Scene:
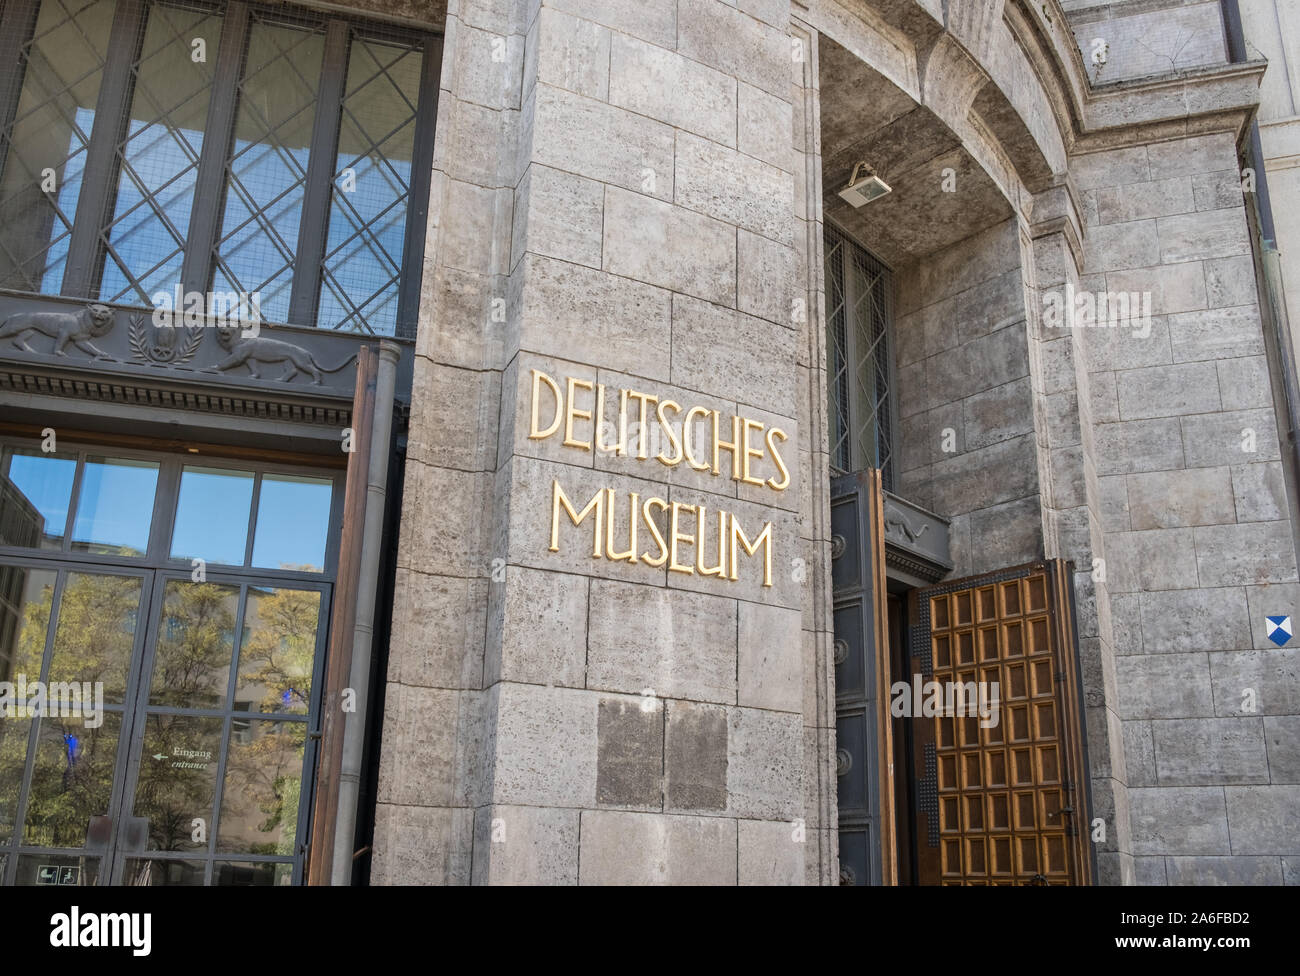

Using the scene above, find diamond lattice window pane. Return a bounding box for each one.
[211,16,325,325]
[316,33,422,335]
[98,2,223,304]
[825,234,851,474]
[824,223,897,489]
[0,0,116,293]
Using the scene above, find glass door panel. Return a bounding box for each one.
[24,713,121,847]
[147,580,239,708]
[46,571,143,701]
[119,574,326,885]
[235,585,320,714]
[217,718,306,856]
[0,561,149,887]
[131,713,223,853]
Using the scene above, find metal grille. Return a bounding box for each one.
[317,31,421,335]
[824,221,898,490]
[0,0,114,294]
[0,0,438,336]
[922,742,938,846]
[99,1,222,304]
[211,14,326,325]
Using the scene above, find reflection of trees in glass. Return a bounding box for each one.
[0,570,53,841]
[219,721,305,856]
[4,571,138,848]
[23,716,120,848]
[150,583,237,708]
[48,572,142,699]
[132,714,221,852]
[237,587,318,713]
[126,857,203,886]
[10,573,55,679]
[0,719,32,842]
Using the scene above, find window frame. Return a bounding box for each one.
[0,435,346,580]
[0,435,344,885]
[824,219,901,490]
[0,0,441,338]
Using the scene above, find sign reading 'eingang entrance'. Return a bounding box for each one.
[529,369,790,586]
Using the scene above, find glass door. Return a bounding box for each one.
[0,438,342,885]
[114,572,329,885]
[0,560,152,885]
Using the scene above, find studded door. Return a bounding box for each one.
[909,561,1094,886]
[830,469,895,886]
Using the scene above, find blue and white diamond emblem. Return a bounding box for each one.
[1266,615,1292,647]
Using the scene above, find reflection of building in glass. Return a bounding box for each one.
[0,484,43,685]
[0,477,42,551]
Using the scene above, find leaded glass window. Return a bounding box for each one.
[318,32,422,336]
[0,0,439,337]
[99,0,223,303]
[825,221,898,489]
[0,0,115,294]
[212,15,326,325]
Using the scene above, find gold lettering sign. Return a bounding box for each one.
[533,369,787,587]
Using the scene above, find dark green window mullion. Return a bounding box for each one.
[841,237,860,472]
[59,0,147,299]
[180,0,251,297]
[0,0,42,177]
[394,32,441,340]
[286,18,349,328]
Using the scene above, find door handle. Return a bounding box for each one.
[121,816,150,852]
[86,814,112,851]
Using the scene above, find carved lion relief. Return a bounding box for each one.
[0,303,116,360]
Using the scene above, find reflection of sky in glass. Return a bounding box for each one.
[213,138,312,325]
[39,108,95,293]
[251,475,332,572]
[98,117,203,303]
[318,37,419,336]
[5,451,76,544]
[98,3,218,304]
[71,458,159,555]
[35,56,415,332]
[318,150,411,334]
[170,467,254,565]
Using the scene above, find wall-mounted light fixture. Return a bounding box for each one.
[838,162,892,207]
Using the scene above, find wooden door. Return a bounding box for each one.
[909,561,1093,885]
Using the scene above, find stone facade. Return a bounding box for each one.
[370,0,1300,884]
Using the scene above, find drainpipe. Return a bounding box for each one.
[331,339,401,885]
[1220,0,1248,64]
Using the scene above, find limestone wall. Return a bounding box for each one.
[896,218,1044,578]
[369,0,1296,886]
[1064,0,1228,85]
[1074,132,1300,885]
[373,0,836,885]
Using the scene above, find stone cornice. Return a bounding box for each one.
[821,1,1263,186]
[1008,0,1264,152]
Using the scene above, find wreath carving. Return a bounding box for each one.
[128,312,204,366]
